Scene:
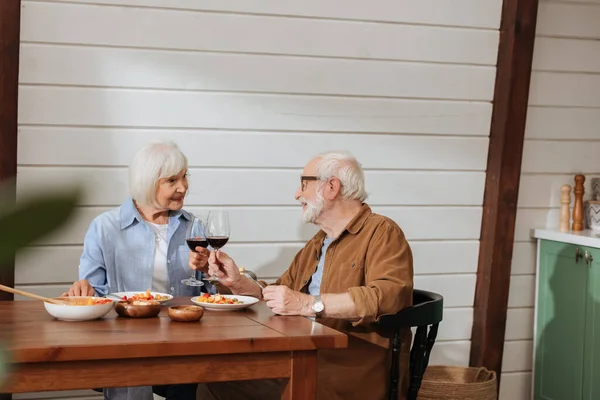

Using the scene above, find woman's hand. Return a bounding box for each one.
[62,279,95,297]
[208,250,242,288]
[188,247,210,273]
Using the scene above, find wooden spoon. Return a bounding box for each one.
[0,284,67,304]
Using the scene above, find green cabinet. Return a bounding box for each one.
[534,239,600,400]
[583,245,600,399]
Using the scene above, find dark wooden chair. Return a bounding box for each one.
[379,289,444,400]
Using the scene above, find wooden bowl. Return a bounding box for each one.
[115,300,161,318]
[168,305,204,322]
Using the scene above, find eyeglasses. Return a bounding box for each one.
[300,175,319,192]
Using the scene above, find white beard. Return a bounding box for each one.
[300,190,325,224]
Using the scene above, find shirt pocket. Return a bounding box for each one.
[331,260,366,290]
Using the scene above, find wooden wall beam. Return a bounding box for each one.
[0,0,21,305]
[469,0,540,389]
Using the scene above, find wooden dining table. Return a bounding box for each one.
[0,297,347,399]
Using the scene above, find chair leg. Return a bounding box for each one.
[388,329,401,400]
[407,324,440,400]
[422,323,439,371]
[407,326,427,400]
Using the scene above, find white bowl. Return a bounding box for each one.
[44,297,115,321]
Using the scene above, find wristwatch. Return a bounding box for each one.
[311,295,324,317]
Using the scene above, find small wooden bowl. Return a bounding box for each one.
[168,305,204,322]
[115,300,161,318]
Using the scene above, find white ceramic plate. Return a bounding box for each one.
[109,291,173,304]
[191,294,259,311]
[44,297,115,321]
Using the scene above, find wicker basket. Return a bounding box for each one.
[417,366,497,400]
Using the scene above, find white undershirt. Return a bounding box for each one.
[148,222,169,293]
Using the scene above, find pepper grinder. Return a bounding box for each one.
[560,185,571,232]
[572,174,585,231]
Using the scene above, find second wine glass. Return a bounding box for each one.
[206,210,230,283]
[181,216,207,287]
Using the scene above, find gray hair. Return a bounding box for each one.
[129,141,188,207]
[314,151,368,202]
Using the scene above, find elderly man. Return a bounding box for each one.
[190,151,414,400]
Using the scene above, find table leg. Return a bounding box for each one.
[282,350,318,400]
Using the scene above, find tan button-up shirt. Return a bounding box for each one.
[276,204,414,400]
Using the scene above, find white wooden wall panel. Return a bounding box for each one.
[19,45,496,101]
[18,128,490,169]
[529,72,600,107]
[537,2,600,39]
[45,0,503,29]
[502,341,533,372]
[499,372,532,400]
[526,107,600,140]
[502,2,600,398]
[436,309,474,341]
[430,341,471,366]
[533,37,600,73]
[510,242,536,275]
[540,0,600,3]
[21,2,499,65]
[505,308,534,341]
[16,1,504,398]
[507,275,536,309]
[17,167,486,206]
[523,141,600,174]
[514,209,559,242]
[18,87,493,136]
[518,174,597,208]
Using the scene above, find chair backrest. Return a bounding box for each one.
[379,289,444,330]
[379,289,444,400]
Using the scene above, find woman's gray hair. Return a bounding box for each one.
[314,151,368,202]
[129,141,188,207]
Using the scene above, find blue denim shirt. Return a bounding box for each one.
[79,198,215,297]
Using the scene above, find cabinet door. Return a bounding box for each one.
[535,240,587,400]
[583,246,600,400]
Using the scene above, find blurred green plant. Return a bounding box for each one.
[0,181,81,389]
[0,187,81,264]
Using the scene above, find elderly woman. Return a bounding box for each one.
[65,141,210,400]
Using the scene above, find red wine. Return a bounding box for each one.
[207,236,229,249]
[186,238,208,251]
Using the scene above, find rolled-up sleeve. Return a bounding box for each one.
[79,218,109,296]
[347,224,413,326]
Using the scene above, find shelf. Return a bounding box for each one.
[531,229,600,248]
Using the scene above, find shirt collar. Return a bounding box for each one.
[119,197,191,230]
[310,203,372,246]
[345,203,372,235]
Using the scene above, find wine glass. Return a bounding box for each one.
[181,216,207,287]
[206,210,230,283]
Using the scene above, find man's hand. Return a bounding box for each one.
[62,279,95,297]
[207,250,242,288]
[188,247,210,274]
[262,285,313,316]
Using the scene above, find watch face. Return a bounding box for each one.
[313,300,324,312]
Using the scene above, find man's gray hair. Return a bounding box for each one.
[129,141,188,207]
[314,151,368,202]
